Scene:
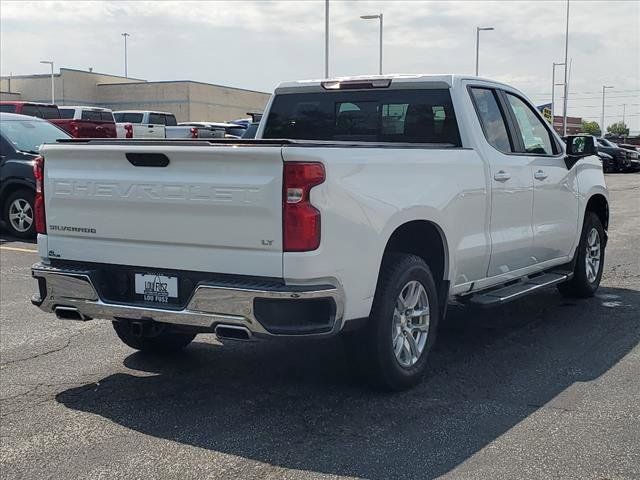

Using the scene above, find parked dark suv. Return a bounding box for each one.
[0,112,70,238]
[596,137,637,172]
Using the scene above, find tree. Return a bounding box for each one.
[607,121,629,136]
[580,120,601,136]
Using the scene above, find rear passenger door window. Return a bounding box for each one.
[21,105,41,118]
[469,87,512,153]
[504,93,556,155]
[81,110,102,121]
[38,105,61,119]
[100,111,114,122]
[59,108,75,119]
[148,113,165,125]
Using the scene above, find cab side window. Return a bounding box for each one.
[505,93,556,155]
[469,87,512,153]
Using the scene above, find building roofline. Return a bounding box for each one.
[1,73,61,79]
[59,67,146,81]
[96,79,269,95]
[1,67,146,82]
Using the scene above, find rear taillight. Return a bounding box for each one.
[124,123,133,139]
[33,155,46,234]
[283,162,325,252]
[69,121,79,137]
[190,127,199,139]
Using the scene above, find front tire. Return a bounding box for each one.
[558,212,605,298]
[353,253,440,391]
[3,189,35,239]
[112,321,196,353]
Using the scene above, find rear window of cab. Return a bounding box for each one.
[263,88,460,145]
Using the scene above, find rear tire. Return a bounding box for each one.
[558,212,605,298]
[112,321,196,353]
[350,253,440,391]
[3,189,35,239]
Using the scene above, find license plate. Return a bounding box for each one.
[134,273,178,304]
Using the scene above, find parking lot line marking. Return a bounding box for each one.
[0,246,38,254]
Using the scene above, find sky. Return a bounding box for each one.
[1,0,639,131]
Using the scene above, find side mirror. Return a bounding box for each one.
[565,135,597,157]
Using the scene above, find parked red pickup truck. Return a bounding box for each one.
[0,102,117,138]
[52,106,117,138]
[0,101,61,119]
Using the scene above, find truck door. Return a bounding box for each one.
[469,87,536,277]
[501,92,579,264]
[80,110,101,137]
[146,113,167,138]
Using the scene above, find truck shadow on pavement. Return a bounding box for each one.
[56,286,640,479]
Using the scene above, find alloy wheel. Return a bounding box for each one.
[392,280,430,368]
[8,198,33,233]
[585,227,601,284]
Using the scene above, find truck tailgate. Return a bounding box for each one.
[40,143,284,277]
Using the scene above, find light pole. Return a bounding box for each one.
[562,0,570,136]
[601,85,614,136]
[360,13,383,75]
[39,60,54,104]
[325,0,329,78]
[122,32,130,77]
[551,62,565,130]
[475,26,494,76]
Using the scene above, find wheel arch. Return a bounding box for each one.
[1,179,35,207]
[585,193,609,231]
[379,220,450,313]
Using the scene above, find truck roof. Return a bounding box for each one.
[113,110,174,115]
[275,74,517,94]
[0,100,58,106]
[59,105,113,112]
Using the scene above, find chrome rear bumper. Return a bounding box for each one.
[31,263,344,338]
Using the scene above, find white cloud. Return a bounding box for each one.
[1,0,638,130]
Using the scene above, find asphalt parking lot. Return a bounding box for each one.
[1,173,638,480]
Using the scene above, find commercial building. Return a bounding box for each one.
[0,68,270,122]
[552,115,582,135]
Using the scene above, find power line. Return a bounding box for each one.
[565,103,640,108]
[529,89,640,96]
[531,94,640,101]
[582,113,640,118]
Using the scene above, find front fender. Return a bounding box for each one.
[575,156,608,226]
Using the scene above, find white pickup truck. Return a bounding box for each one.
[114,110,197,139]
[31,74,608,390]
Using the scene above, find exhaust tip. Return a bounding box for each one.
[54,306,86,321]
[215,324,252,341]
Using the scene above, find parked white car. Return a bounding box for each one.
[32,74,608,390]
[114,110,197,139]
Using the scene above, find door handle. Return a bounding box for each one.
[494,170,511,182]
[534,170,548,181]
